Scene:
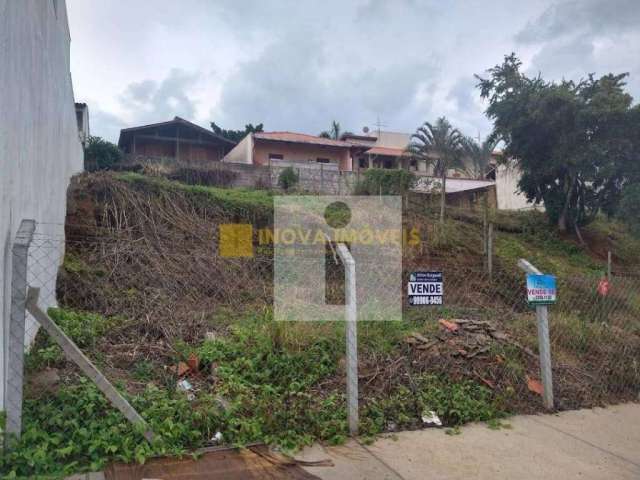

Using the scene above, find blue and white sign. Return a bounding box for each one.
[526,274,557,305]
[408,271,443,306]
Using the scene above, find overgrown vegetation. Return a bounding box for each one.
[84,136,123,172]
[277,166,299,192]
[9,308,506,477]
[355,168,416,196]
[1,380,222,478]
[9,171,640,477]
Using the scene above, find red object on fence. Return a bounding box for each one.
[597,277,610,297]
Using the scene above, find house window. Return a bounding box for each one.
[269,153,284,161]
[383,158,393,169]
[358,157,368,169]
[409,159,417,171]
[316,158,331,163]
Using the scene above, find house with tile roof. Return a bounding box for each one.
[223,131,355,171]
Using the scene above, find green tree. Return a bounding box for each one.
[210,122,264,143]
[462,136,496,179]
[477,53,638,234]
[84,136,123,171]
[319,121,342,140]
[618,183,640,236]
[406,117,465,224]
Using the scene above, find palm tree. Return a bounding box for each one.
[406,117,464,224]
[462,136,496,179]
[319,121,341,140]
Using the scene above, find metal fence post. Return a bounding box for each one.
[4,219,36,442]
[518,258,554,409]
[487,222,494,281]
[337,243,358,436]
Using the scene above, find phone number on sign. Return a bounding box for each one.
[410,296,443,305]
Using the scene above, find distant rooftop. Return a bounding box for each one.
[253,131,352,148]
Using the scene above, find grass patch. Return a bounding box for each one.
[118,172,273,222]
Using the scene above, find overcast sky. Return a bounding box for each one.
[67,0,640,143]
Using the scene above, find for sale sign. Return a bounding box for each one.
[408,271,443,306]
[526,274,557,305]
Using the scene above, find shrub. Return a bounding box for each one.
[277,167,299,192]
[84,136,123,171]
[355,169,416,195]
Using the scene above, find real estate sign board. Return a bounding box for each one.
[526,274,557,305]
[408,271,443,306]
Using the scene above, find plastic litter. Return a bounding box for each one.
[177,378,195,401]
[421,410,442,427]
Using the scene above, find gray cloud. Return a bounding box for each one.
[72,0,639,145]
[514,0,640,104]
[447,77,478,113]
[119,68,199,125]
[516,0,640,43]
[90,108,127,144]
[214,33,438,135]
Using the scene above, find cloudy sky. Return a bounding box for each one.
[67,0,640,143]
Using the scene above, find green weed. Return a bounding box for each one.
[0,379,222,478]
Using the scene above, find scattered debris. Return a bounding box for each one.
[177,378,195,400]
[405,318,521,362]
[421,410,443,427]
[438,319,459,332]
[187,353,200,372]
[210,431,224,445]
[168,361,191,377]
[527,376,544,396]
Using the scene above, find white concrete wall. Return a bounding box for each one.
[495,163,542,210]
[0,0,84,410]
[223,133,253,164]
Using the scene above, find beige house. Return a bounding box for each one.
[343,130,469,178]
[223,131,354,171]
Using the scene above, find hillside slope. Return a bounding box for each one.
[9,171,640,477]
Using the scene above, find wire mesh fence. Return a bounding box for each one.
[4,196,640,445]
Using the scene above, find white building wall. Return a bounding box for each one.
[223,133,253,164]
[495,164,541,210]
[0,0,84,409]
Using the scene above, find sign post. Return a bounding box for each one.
[519,260,555,410]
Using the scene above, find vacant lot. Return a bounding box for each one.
[4,171,640,478]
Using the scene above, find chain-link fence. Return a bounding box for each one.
[4,195,640,443]
[4,219,66,440]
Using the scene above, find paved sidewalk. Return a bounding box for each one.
[300,403,640,480]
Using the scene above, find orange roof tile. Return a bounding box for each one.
[365,146,409,156]
[253,132,352,148]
